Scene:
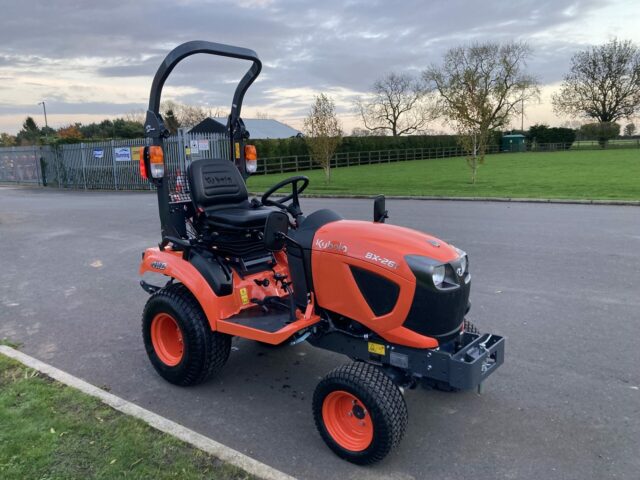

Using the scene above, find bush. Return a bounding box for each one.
[253,134,496,159]
[527,124,576,150]
[578,122,621,147]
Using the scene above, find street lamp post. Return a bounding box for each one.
[38,101,49,129]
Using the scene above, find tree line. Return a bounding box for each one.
[0,101,220,148]
[305,38,640,183]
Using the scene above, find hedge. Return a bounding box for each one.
[253,133,502,159]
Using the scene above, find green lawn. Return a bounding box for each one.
[247,149,640,200]
[572,139,639,149]
[0,353,253,480]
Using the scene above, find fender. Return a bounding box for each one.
[140,248,222,330]
[140,247,294,331]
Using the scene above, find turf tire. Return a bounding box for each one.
[313,362,408,465]
[142,283,231,386]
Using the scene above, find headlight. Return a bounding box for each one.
[459,254,467,273]
[432,265,445,286]
[454,247,468,273]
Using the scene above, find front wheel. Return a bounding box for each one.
[313,362,408,464]
[142,283,231,386]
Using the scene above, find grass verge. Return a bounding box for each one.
[0,353,254,480]
[247,149,640,200]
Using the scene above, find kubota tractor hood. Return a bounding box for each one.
[311,220,459,281]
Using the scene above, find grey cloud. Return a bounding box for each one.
[0,0,619,119]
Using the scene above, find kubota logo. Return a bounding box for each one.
[315,239,348,253]
[204,174,233,186]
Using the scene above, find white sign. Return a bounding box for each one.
[198,139,209,152]
[93,148,104,159]
[189,140,199,154]
[114,147,132,162]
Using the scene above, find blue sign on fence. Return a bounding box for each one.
[93,148,104,159]
[114,147,132,162]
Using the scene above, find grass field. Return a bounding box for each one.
[572,139,640,149]
[0,353,253,480]
[247,149,640,200]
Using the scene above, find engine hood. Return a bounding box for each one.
[312,220,460,281]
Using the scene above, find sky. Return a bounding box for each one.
[1,0,639,135]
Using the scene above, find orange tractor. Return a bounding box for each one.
[138,41,505,464]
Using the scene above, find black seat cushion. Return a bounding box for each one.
[188,158,275,229]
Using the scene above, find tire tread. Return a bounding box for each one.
[142,283,230,386]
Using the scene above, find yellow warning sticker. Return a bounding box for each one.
[235,142,241,159]
[239,288,249,305]
[368,342,385,355]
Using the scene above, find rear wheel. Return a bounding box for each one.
[313,362,408,464]
[142,283,231,386]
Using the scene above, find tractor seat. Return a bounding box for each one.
[188,158,275,229]
[204,207,274,229]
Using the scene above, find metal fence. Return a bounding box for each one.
[1,135,638,189]
[255,140,640,175]
[51,132,229,191]
[0,131,229,190]
[0,145,56,185]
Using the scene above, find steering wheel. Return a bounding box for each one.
[261,176,309,218]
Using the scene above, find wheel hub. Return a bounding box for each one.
[322,390,373,451]
[150,313,184,366]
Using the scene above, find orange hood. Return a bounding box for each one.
[311,220,459,281]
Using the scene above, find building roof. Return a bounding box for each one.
[189,117,302,139]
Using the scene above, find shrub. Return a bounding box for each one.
[578,122,621,147]
[527,124,576,150]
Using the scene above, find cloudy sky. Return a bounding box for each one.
[1,0,639,134]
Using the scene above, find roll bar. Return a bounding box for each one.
[143,41,262,241]
[144,40,262,141]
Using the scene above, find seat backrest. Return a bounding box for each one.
[188,158,248,210]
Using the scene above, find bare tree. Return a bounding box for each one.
[424,42,538,183]
[350,127,387,137]
[304,94,342,183]
[125,109,146,124]
[624,122,636,136]
[355,73,431,136]
[159,101,213,129]
[552,39,640,123]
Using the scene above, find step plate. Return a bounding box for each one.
[224,307,291,333]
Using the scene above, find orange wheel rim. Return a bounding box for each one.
[322,390,373,451]
[150,313,184,366]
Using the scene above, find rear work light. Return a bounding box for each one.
[140,146,165,179]
[245,144,258,174]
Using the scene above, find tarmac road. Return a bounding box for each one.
[1,186,639,480]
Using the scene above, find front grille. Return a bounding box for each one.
[403,280,470,342]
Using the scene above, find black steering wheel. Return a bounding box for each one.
[261,176,309,218]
